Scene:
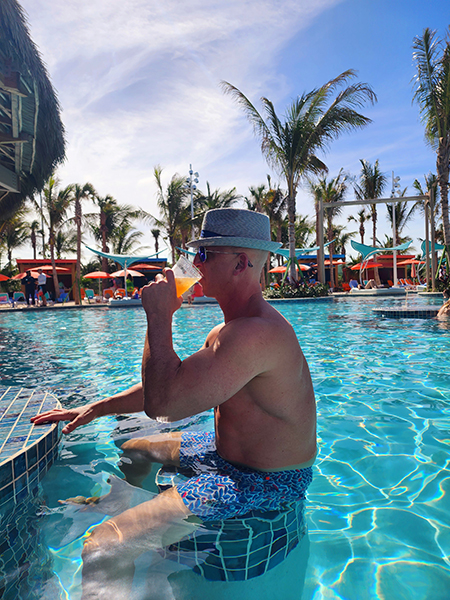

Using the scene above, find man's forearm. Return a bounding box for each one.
[95,382,144,417]
[142,317,182,419]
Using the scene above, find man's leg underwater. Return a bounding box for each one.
[118,432,182,487]
[81,485,199,600]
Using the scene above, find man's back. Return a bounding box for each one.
[205,298,316,471]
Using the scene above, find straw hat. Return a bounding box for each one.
[188,208,281,252]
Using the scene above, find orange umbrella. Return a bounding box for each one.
[129,263,161,271]
[33,265,71,272]
[350,261,383,270]
[269,264,310,273]
[0,274,10,282]
[84,271,112,279]
[312,260,346,266]
[110,269,144,278]
[84,271,112,295]
[396,259,425,266]
[12,271,40,280]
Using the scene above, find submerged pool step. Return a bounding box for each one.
[373,307,440,319]
[0,387,61,515]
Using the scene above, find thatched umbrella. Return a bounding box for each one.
[0,0,66,221]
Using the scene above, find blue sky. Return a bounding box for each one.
[19,0,449,260]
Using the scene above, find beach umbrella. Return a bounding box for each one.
[12,271,40,280]
[128,263,161,271]
[269,264,310,273]
[312,260,346,267]
[33,265,71,272]
[84,271,112,295]
[350,261,383,270]
[0,274,10,282]
[110,269,145,278]
[397,259,425,279]
[396,259,425,266]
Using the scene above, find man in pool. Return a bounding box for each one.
[437,288,450,319]
[31,208,317,598]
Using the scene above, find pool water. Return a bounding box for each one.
[0,295,449,599]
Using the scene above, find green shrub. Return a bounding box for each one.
[263,283,329,299]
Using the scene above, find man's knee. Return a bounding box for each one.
[120,433,181,465]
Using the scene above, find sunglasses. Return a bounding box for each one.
[197,246,253,268]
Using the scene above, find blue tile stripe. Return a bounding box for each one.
[372,308,439,319]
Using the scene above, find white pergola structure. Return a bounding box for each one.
[316,193,438,289]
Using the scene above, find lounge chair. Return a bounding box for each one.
[342,283,351,292]
[0,293,12,307]
[13,291,27,305]
[57,292,69,303]
[115,288,126,298]
[103,289,114,300]
[84,288,102,303]
[387,280,394,287]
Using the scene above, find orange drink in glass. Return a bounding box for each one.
[172,256,201,297]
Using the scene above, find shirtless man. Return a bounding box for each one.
[31,208,316,599]
[437,288,450,319]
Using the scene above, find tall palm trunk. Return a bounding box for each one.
[100,209,109,276]
[74,198,82,305]
[437,145,450,245]
[287,182,297,283]
[327,219,335,289]
[359,222,365,244]
[371,205,381,286]
[49,229,59,295]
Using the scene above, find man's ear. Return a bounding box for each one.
[233,254,249,274]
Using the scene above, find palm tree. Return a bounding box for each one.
[54,228,77,259]
[151,229,161,255]
[222,71,376,282]
[348,208,371,244]
[412,28,450,260]
[245,184,267,212]
[41,176,73,293]
[386,188,417,243]
[1,211,29,273]
[29,220,40,260]
[353,159,387,284]
[71,182,95,304]
[309,171,347,288]
[196,182,240,212]
[152,166,190,263]
[110,220,147,255]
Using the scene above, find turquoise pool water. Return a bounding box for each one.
[0,295,449,599]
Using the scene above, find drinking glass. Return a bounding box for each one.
[171,255,201,297]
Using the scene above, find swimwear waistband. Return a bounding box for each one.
[225,449,317,473]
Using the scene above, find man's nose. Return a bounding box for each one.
[193,253,201,267]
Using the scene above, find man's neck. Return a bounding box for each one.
[217,287,265,322]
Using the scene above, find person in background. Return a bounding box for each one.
[23,270,36,306]
[37,269,47,306]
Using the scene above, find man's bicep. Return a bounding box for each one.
[165,327,266,419]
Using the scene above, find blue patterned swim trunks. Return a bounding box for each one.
[176,432,313,522]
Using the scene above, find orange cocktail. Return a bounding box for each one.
[175,276,200,297]
[172,255,201,297]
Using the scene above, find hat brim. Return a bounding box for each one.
[187,236,281,253]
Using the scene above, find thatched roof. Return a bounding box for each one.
[0,0,66,218]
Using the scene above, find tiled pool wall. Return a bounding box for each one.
[372,307,440,319]
[0,388,62,599]
[0,387,62,516]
